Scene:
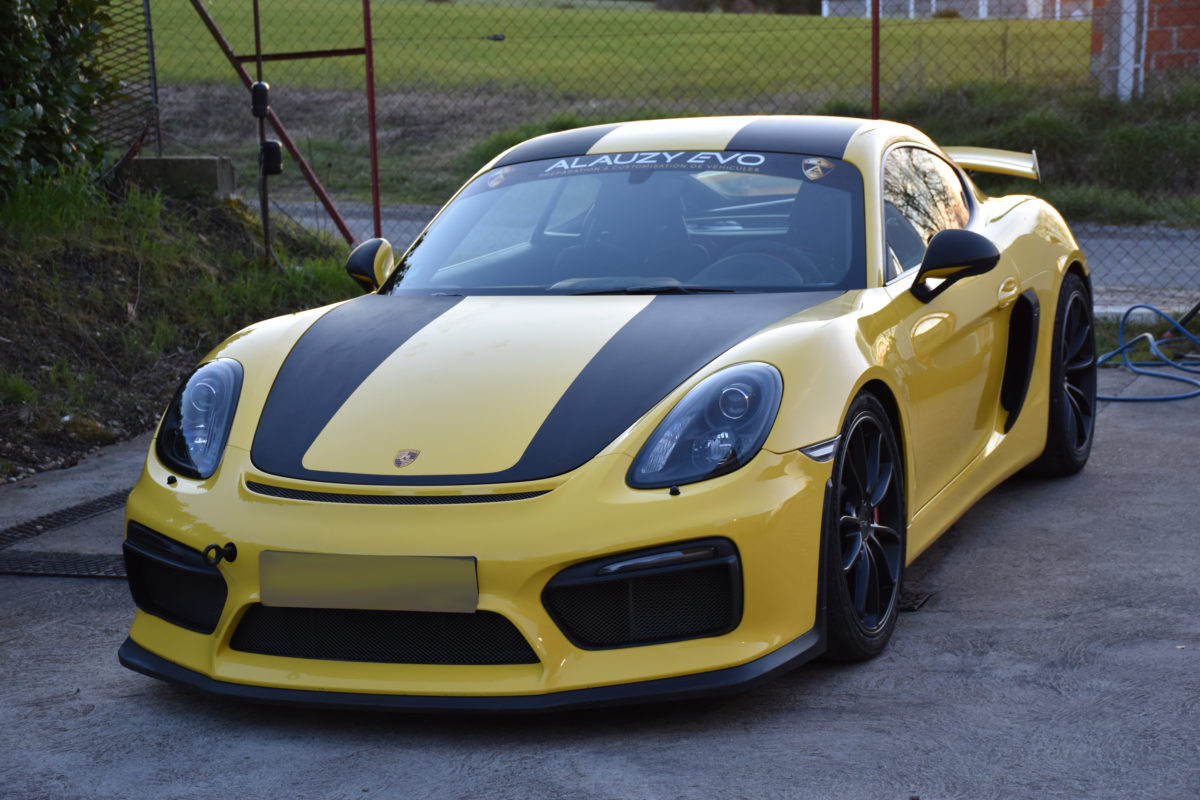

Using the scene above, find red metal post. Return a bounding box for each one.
[871,0,880,119]
[187,0,358,245]
[363,0,381,240]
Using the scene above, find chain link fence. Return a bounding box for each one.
[109,0,1198,310]
[94,0,160,168]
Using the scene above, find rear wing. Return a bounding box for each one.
[943,146,1040,182]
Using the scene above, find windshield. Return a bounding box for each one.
[386,150,865,296]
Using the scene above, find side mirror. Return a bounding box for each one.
[911,229,1000,303]
[344,238,396,293]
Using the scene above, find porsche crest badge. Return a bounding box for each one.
[802,157,834,181]
[394,450,421,468]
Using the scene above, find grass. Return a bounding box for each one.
[0,173,360,477]
[151,4,1089,99]
[147,2,1197,226]
[1094,312,1200,366]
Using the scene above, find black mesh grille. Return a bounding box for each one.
[543,541,741,649]
[246,480,548,505]
[230,605,539,665]
[123,522,227,634]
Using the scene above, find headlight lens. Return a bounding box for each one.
[628,362,782,489]
[155,359,243,479]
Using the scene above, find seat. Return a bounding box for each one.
[553,179,708,283]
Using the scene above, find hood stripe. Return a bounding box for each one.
[500,292,841,482]
[250,294,463,480]
[251,292,839,487]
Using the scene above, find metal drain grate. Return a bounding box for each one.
[0,489,130,551]
[0,551,126,579]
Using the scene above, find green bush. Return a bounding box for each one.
[0,0,113,197]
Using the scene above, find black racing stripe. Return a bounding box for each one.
[506,292,841,480]
[250,294,462,479]
[254,292,839,486]
[724,117,866,158]
[493,123,624,167]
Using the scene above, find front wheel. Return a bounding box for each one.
[823,393,906,662]
[1028,272,1097,477]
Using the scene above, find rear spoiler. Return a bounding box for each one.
[943,146,1040,182]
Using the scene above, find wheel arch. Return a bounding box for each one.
[857,378,905,465]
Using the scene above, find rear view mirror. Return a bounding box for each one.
[345,238,396,292]
[911,229,1000,303]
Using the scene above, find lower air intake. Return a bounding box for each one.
[123,522,227,634]
[543,538,742,649]
[229,605,539,665]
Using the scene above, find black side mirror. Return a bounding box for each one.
[344,238,396,293]
[911,229,1000,303]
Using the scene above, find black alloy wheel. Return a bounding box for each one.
[824,393,906,662]
[1029,272,1097,477]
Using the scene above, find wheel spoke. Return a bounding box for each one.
[868,533,901,587]
[869,523,900,547]
[852,546,870,614]
[1065,384,1093,445]
[1065,354,1095,374]
[841,530,863,572]
[869,458,893,508]
[1065,381,1094,420]
[861,542,880,622]
[1062,385,1079,443]
[846,433,867,500]
[863,430,881,496]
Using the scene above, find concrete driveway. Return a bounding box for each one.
[1,369,1197,800]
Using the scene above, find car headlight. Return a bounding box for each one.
[155,359,243,479]
[628,362,782,489]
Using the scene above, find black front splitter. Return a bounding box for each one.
[118,631,823,714]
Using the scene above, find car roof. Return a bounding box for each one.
[489,115,928,170]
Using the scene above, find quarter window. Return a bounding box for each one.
[883,147,970,276]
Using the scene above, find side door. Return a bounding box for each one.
[882,146,1017,514]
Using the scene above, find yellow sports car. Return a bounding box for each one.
[119,116,1096,710]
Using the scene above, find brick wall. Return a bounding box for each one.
[1146,0,1200,71]
[1093,0,1200,76]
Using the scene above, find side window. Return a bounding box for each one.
[882,147,970,275]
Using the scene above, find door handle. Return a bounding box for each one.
[997,277,1020,310]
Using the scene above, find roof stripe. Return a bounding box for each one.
[586,117,750,155]
[724,116,866,158]
[492,116,870,168]
[493,123,623,168]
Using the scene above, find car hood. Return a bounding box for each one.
[249,291,839,486]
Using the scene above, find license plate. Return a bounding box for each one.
[259,551,478,613]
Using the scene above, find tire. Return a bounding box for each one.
[1028,272,1097,477]
[823,393,906,662]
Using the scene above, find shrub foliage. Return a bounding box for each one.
[0,0,113,197]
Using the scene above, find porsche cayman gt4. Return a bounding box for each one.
[119,116,1096,711]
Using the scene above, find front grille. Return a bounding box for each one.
[246,480,549,505]
[543,538,742,649]
[123,522,227,634]
[229,605,539,665]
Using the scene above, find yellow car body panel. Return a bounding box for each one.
[120,115,1091,710]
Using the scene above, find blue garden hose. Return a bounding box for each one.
[1097,302,1200,402]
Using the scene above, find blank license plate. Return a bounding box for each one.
[259,551,478,613]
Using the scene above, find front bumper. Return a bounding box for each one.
[122,443,831,706]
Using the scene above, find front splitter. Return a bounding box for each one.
[118,630,823,713]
